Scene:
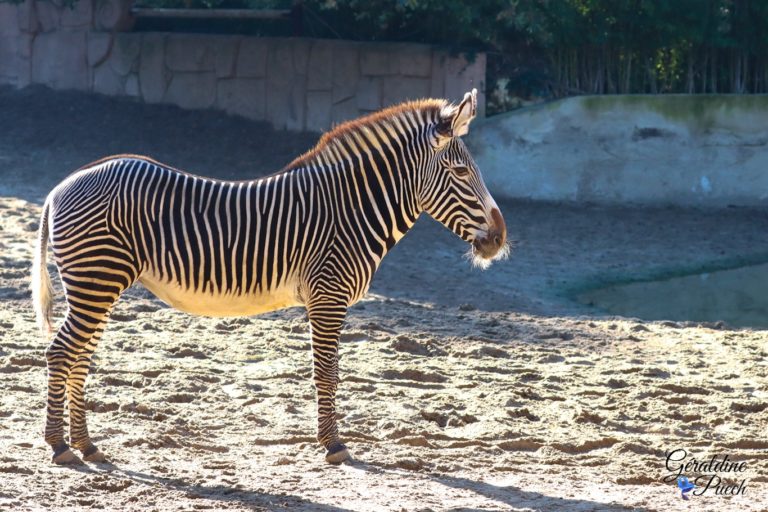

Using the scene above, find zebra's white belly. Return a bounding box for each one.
[138,274,301,317]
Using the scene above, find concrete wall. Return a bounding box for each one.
[468,95,768,206]
[0,0,485,132]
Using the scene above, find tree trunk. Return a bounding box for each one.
[606,47,615,94]
[686,55,695,94]
[742,53,749,93]
[648,57,658,94]
[623,54,632,93]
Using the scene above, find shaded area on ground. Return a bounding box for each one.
[2,85,767,316]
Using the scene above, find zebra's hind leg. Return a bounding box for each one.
[67,320,109,462]
[45,307,113,464]
[44,321,83,465]
[45,271,127,464]
[307,300,350,464]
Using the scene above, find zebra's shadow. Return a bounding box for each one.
[344,459,654,512]
[82,461,355,511]
[65,457,653,511]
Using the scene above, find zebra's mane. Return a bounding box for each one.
[284,98,449,172]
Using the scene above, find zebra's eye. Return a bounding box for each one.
[452,165,471,178]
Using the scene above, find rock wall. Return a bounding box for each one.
[468,95,768,206]
[0,0,485,131]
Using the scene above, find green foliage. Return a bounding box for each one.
[304,1,768,96]
[305,0,510,46]
[5,0,767,101]
[499,0,768,97]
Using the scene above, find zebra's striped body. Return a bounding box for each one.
[33,90,508,464]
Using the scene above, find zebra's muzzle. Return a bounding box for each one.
[472,207,507,260]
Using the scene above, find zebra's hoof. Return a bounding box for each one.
[325,443,350,464]
[52,448,83,465]
[82,444,107,463]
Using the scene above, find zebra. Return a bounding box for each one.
[31,89,508,465]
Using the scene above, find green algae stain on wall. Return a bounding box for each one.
[579,94,768,132]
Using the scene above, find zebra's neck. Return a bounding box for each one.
[286,130,425,262]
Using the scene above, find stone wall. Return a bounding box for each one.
[468,95,768,207]
[0,0,485,132]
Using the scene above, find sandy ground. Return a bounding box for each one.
[0,86,767,511]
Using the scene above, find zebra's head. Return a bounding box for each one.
[420,89,509,269]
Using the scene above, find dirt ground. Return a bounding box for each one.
[0,86,766,511]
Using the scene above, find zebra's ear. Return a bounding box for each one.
[437,89,477,139]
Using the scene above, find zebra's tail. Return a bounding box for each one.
[31,200,54,336]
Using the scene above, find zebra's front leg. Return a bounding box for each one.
[307,301,349,463]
